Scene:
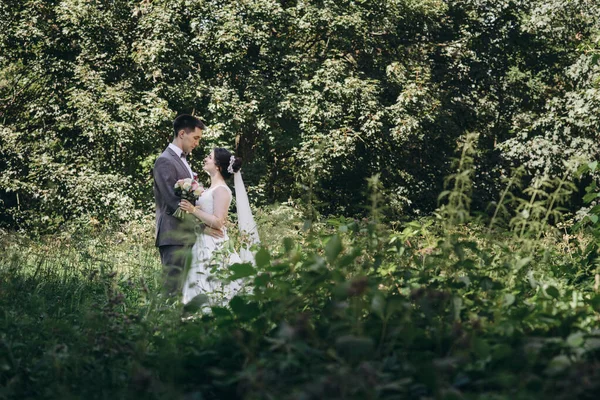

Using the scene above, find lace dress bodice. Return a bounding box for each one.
[195,184,232,215]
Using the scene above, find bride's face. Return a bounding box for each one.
[203,151,218,175]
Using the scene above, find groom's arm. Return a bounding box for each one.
[153,157,180,215]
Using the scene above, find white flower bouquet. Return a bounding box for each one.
[173,177,204,220]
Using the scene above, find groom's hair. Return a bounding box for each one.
[173,114,206,138]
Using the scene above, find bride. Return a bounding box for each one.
[178,147,259,306]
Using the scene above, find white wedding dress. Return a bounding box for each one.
[182,184,245,306]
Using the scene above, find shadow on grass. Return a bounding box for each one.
[0,232,241,400]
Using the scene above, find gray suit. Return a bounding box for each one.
[153,146,196,293]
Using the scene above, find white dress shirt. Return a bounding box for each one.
[168,143,194,178]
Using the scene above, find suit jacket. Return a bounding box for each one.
[153,146,196,247]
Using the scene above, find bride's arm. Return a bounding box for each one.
[180,187,230,230]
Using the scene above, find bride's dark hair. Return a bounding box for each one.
[214,147,242,179]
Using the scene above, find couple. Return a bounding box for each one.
[152,114,259,306]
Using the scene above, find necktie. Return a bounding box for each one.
[181,153,187,160]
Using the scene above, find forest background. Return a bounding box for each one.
[1,0,599,230]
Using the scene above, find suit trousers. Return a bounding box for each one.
[159,245,190,295]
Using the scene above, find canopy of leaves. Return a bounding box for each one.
[0,0,598,230]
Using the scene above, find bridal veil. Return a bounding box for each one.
[233,171,260,263]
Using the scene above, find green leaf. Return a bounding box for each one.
[308,255,327,272]
[452,296,463,321]
[0,358,11,372]
[438,190,451,201]
[590,205,600,214]
[211,307,232,318]
[457,275,471,288]
[338,253,358,268]
[228,263,256,280]
[325,234,343,263]
[480,277,495,291]
[545,355,571,376]
[503,293,515,307]
[335,335,374,363]
[385,297,406,319]
[566,332,585,348]
[255,248,271,268]
[183,294,209,313]
[588,294,600,312]
[589,214,599,224]
[283,237,294,253]
[267,263,290,273]
[371,293,385,319]
[492,343,513,359]
[545,286,560,299]
[515,257,532,271]
[338,247,361,268]
[441,388,464,400]
[583,192,600,203]
[472,337,490,358]
[229,296,260,320]
[253,273,271,287]
[333,281,351,300]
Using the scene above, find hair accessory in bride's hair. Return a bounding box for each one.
[227,155,236,174]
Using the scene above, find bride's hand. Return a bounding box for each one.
[204,226,225,238]
[179,199,196,214]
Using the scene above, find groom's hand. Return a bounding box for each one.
[204,226,225,238]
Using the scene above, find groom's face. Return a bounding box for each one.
[180,127,203,155]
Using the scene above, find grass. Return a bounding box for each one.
[2,166,600,399]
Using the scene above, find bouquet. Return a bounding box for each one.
[173,177,204,220]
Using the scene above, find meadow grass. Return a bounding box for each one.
[2,177,600,399]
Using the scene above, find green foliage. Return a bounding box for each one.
[3,169,600,399]
[2,3,600,395]
[1,0,599,230]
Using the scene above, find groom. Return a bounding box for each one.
[153,114,206,295]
